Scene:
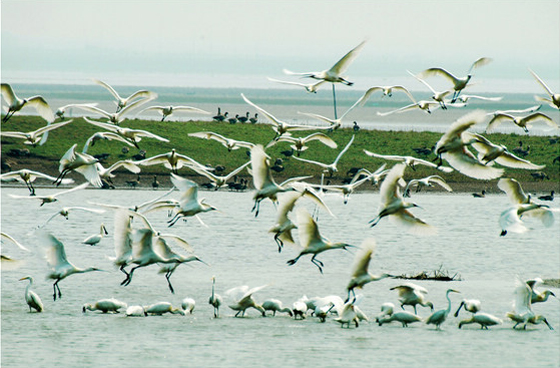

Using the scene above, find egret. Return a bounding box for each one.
[417,57,493,102]
[19,276,44,313]
[82,223,109,246]
[135,148,206,174]
[269,188,333,252]
[181,298,196,314]
[454,298,482,317]
[266,132,337,156]
[249,144,310,217]
[283,40,366,118]
[506,277,553,330]
[82,131,136,153]
[529,68,560,110]
[458,312,503,329]
[226,284,267,317]
[145,302,185,316]
[92,78,157,112]
[485,112,557,133]
[0,119,73,147]
[139,105,210,121]
[9,182,90,206]
[54,144,102,187]
[287,207,353,274]
[403,175,453,198]
[188,131,255,152]
[346,238,393,302]
[189,161,250,191]
[208,276,223,318]
[363,150,454,173]
[369,163,436,235]
[1,83,54,123]
[390,282,434,314]
[425,289,461,330]
[468,132,545,169]
[377,311,422,327]
[41,232,103,301]
[262,299,293,317]
[125,305,147,317]
[292,135,355,177]
[1,168,74,196]
[83,117,169,148]
[82,298,127,313]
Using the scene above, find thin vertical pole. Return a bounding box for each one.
[332,84,338,120]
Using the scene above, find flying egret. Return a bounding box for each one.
[1,169,74,196]
[506,277,553,330]
[0,119,73,147]
[226,284,267,317]
[9,181,90,207]
[41,232,103,301]
[83,117,169,148]
[417,57,493,102]
[434,110,503,180]
[139,105,210,121]
[181,298,196,314]
[188,131,255,152]
[82,223,109,246]
[189,161,250,191]
[242,93,330,139]
[403,175,453,198]
[266,132,337,156]
[467,132,546,170]
[458,312,503,329]
[346,238,393,302]
[292,135,355,177]
[82,298,127,313]
[19,276,44,313]
[485,112,557,133]
[390,282,434,314]
[54,144,102,187]
[369,163,436,235]
[82,131,136,153]
[262,299,294,317]
[135,148,206,174]
[267,77,327,93]
[287,207,353,274]
[208,276,223,318]
[249,144,311,217]
[425,289,461,330]
[1,83,54,123]
[92,78,157,113]
[269,188,333,252]
[363,150,454,173]
[529,68,560,110]
[454,298,482,317]
[283,40,366,118]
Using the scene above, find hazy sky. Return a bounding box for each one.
[2,1,559,92]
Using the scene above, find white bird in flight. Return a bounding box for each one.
[189,161,251,191]
[9,182,90,206]
[188,131,255,152]
[139,105,210,121]
[1,83,54,123]
[82,131,136,153]
[403,175,453,198]
[1,168,74,196]
[267,77,327,93]
[0,119,73,147]
[363,150,454,173]
[83,117,169,149]
[529,68,560,110]
[92,78,157,112]
[54,143,102,187]
[485,111,557,133]
[292,135,355,176]
[266,132,337,156]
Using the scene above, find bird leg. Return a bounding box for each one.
[310,255,324,274]
[286,255,301,267]
[273,233,284,253]
[167,213,182,227]
[121,266,139,286]
[53,280,62,301]
[165,271,175,294]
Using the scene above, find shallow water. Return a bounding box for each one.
[1,187,559,368]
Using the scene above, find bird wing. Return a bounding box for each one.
[529,69,554,96]
[442,148,503,180]
[93,79,122,100]
[189,131,228,145]
[377,103,421,116]
[296,207,321,249]
[494,152,546,170]
[304,132,338,149]
[522,112,557,129]
[241,93,283,127]
[1,83,17,106]
[139,105,165,113]
[170,173,198,198]
[499,206,527,234]
[33,119,73,136]
[512,277,532,315]
[292,155,330,169]
[328,40,366,76]
[41,232,69,268]
[0,131,28,139]
[0,232,30,252]
[468,57,493,74]
[391,209,436,236]
[126,90,157,103]
[105,160,141,175]
[26,96,55,122]
[350,238,376,278]
[52,181,91,198]
[170,106,210,114]
[485,113,513,133]
[275,191,303,224]
[128,128,169,142]
[418,67,459,83]
[426,175,453,192]
[250,145,274,190]
[83,117,120,132]
[497,178,530,204]
[407,70,437,94]
[333,135,355,165]
[379,163,406,205]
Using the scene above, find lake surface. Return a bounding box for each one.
[1,187,559,368]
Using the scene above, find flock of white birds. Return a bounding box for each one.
[1,40,559,330]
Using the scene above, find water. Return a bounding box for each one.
[4,82,560,135]
[1,187,559,367]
